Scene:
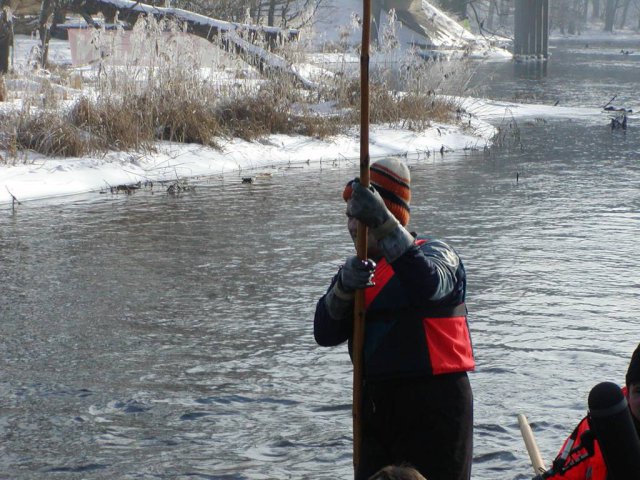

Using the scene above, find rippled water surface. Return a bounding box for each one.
[2,40,640,479]
[471,37,640,107]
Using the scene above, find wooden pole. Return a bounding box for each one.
[517,413,547,476]
[353,0,371,473]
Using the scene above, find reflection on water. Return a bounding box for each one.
[514,61,548,80]
[472,37,640,107]
[2,42,640,479]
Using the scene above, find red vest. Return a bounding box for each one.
[546,386,631,480]
[363,240,475,379]
[546,416,606,480]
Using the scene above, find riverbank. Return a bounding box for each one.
[0,29,496,205]
[3,86,619,207]
[1,96,618,206]
[0,29,628,207]
[0,117,498,205]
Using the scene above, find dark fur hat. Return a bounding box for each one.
[626,343,640,387]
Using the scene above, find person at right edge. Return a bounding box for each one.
[313,157,475,480]
[543,343,640,480]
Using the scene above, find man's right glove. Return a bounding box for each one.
[324,256,376,320]
[346,179,392,230]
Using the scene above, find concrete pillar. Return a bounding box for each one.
[514,0,549,60]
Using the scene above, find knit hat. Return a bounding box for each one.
[626,343,640,387]
[343,157,411,226]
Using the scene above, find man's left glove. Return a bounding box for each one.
[339,256,376,292]
[324,256,376,320]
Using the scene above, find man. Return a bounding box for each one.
[314,157,475,480]
[543,343,640,480]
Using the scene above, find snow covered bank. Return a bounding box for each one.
[462,98,606,122]
[0,119,495,205]
[1,32,500,206]
[2,24,630,207]
[2,93,621,207]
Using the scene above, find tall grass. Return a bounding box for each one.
[0,15,474,162]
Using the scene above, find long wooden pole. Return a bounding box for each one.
[517,413,547,476]
[353,0,372,473]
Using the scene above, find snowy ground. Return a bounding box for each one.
[0,33,618,206]
[0,120,500,203]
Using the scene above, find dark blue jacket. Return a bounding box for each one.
[314,236,473,380]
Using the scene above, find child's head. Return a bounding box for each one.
[626,343,640,421]
[368,465,427,480]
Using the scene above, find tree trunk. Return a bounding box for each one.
[38,0,55,67]
[250,0,260,23]
[0,7,12,74]
[267,0,276,26]
[603,0,617,30]
[581,0,589,22]
[64,0,311,86]
[487,0,496,30]
[592,0,600,18]
[568,0,582,33]
[617,0,631,28]
[498,0,510,26]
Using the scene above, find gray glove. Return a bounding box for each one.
[340,256,376,292]
[347,180,414,261]
[346,179,392,229]
[323,256,376,320]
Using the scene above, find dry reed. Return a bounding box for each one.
[0,15,472,162]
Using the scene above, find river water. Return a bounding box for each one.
[1,38,639,479]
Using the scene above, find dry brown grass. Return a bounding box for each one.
[293,114,343,138]
[369,84,456,129]
[335,78,459,131]
[70,96,152,151]
[217,95,283,141]
[70,94,224,149]
[0,16,471,162]
[9,110,93,157]
[154,96,222,146]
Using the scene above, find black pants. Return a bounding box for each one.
[355,372,473,480]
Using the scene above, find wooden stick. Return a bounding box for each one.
[518,413,547,476]
[353,0,372,473]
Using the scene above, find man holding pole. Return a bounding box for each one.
[313,157,475,480]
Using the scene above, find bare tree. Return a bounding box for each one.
[277,0,323,28]
[617,0,632,27]
[0,4,12,73]
[604,0,619,30]
[172,0,323,28]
